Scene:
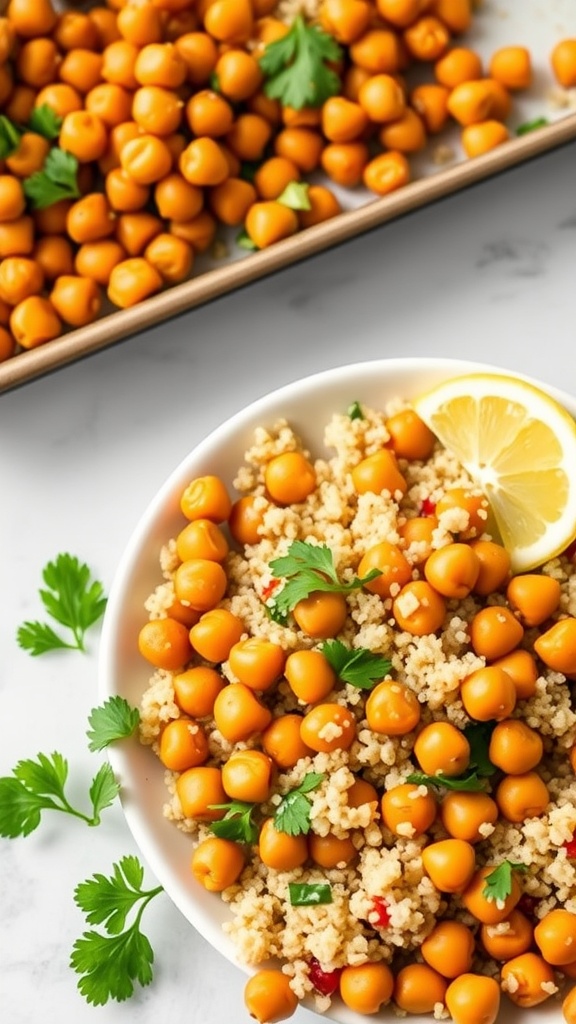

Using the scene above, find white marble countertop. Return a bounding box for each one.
[1,136,576,1024]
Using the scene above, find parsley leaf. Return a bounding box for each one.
[0,753,119,836]
[267,540,380,622]
[464,721,497,778]
[289,882,332,906]
[482,861,528,903]
[22,148,80,210]
[71,856,163,1005]
[259,14,342,110]
[516,117,549,136]
[209,801,259,843]
[87,697,140,752]
[0,114,22,159]
[27,104,63,140]
[406,769,487,792]
[321,638,391,689]
[16,553,107,655]
[348,401,364,420]
[274,772,325,836]
[236,227,259,251]
[277,181,311,211]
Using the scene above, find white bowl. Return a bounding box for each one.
[99,357,575,1024]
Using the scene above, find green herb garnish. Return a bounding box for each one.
[267,540,381,623]
[22,148,81,209]
[0,753,119,837]
[274,772,325,836]
[209,801,259,844]
[16,553,107,655]
[87,697,140,752]
[348,401,364,420]
[259,14,342,110]
[464,721,497,778]
[277,181,311,211]
[288,882,332,906]
[71,855,163,1005]
[516,117,549,136]
[236,227,258,251]
[0,114,22,158]
[321,638,391,689]
[482,861,528,903]
[406,769,487,792]
[27,104,63,140]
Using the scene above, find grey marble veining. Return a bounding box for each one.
[1,139,575,1024]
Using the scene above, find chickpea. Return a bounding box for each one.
[501,951,556,1007]
[357,541,412,599]
[421,838,476,893]
[413,720,470,777]
[461,865,522,925]
[228,495,265,546]
[158,717,209,771]
[440,790,499,844]
[284,649,337,704]
[189,608,244,664]
[35,236,75,282]
[292,591,348,640]
[398,515,438,565]
[385,407,436,460]
[222,749,273,803]
[108,257,163,308]
[488,719,543,774]
[9,295,61,349]
[469,539,511,595]
[421,920,476,978]
[0,174,25,222]
[445,973,500,1024]
[181,475,232,522]
[175,765,226,821]
[534,617,576,675]
[347,777,379,809]
[495,771,549,823]
[424,542,480,599]
[381,782,437,837]
[120,134,173,186]
[258,817,308,870]
[339,962,394,1014]
[262,714,314,769]
[506,573,561,627]
[66,193,116,245]
[49,275,102,328]
[480,908,534,961]
[393,963,448,1014]
[173,665,225,718]
[176,519,228,564]
[174,558,228,612]
[300,702,356,753]
[213,682,272,742]
[492,648,538,700]
[228,637,286,691]
[435,487,491,540]
[137,616,192,671]
[534,909,576,966]
[365,679,421,735]
[309,831,357,868]
[0,257,44,307]
[352,448,408,496]
[191,836,244,892]
[244,969,299,1024]
[264,451,317,505]
[469,605,524,660]
[460,666,517,722]
[392,580,446,636]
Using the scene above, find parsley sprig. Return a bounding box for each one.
[483,861,528,903]
[322,638,391,689]
[0,113,22,158]
[288,881,332,906]
[274,772,325,836]
[71,855,163,1005]
[0,753,119,837]
[86,696,140,752]
[22,148,80,210]
[209,800,259,844]
[17,553,107,655]
[27,104,63,140]
[259,14,343,110]
[267,540,380,623]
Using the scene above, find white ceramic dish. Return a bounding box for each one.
[99,356,576,1023]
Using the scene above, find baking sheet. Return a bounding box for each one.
[1,0,575,394]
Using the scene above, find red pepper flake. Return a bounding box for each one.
[420,497,436,517]
[261,578,280,602]
[307,958,342,996]
[564,834,576,859]
[369,896,391,928]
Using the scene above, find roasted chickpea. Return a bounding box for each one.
[488,719,544,774]
[244,969,299,1024]
[264,451,316,504]
[300,702,356,753]
[176,519,228,563]
[292,591,348,639]
[461,865,522,925]
[173,665,225,718]
[357,541,412,598]
[381,782,437,837]
[413,720,470,777]
[175,765,226,821]
[222,749,274,803]
[393,963,448,1014]
[469,539,511,595]
[258,817,308,870]
[352,448,408,496]
[228,637,286,691]
[181,475,232,522]
[392,580,446,635]
[158,717,209,771]
[284,648,337,704]
[212,682,272,742]
[495,771,549,823]
[421,920,476,978]
[309,831,357,868]
[445,973,500,1024]
[424,542,480,598]
[262,714,314,769]
[421,838,476,893]
[365,679,421,735]
[440,790,499,844]
[480,908,534,961]
[189,608,244,663]
[534,909,576,966]
[501,951,556,1007]
[506,573,561,626]
[460,665,517,722]
[191,836,245,892]
[174,558,228,612]
[339,962,394,1015]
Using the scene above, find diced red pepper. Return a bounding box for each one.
[261,578,280,601]
[420,497,436,517]
[307,957,342,996]
[564,834,576,859]
[369,896,391,928]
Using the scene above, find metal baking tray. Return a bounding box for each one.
[1,0,575,394]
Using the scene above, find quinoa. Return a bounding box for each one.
[137,398,576,1017]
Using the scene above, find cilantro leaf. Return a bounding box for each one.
[0,114,22,159]
[274,772,325,836]
[16,553,107,655]
[27,104,63,140]
[482,861,528,903]
[277,181,311,211]
[87,697,140,752]
[464,721,497,778]
[348,401,364,420]
[267,540,380,622]
[288,882,332,905]
[406,769,487,792]
[321,638,391,689]
[0,752,119,835]
[209,801,259,843]
[22,148,80,210]
[259,14,342,110]
[71,855,163,1005]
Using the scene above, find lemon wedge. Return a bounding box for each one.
[412,373,576,573]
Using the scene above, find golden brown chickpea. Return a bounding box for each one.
[292,591,348,639]
[534,909,576,966]
[264,451,317,504]
[421,920,476,978]
[424,542,480,599]
[228,636,286,691]
[284,648,337,704]
[506,573,561,627]
[392,580,446,636]
[191,836,245,892]
[460,665,517,722]
[501,951,557,1007]
[440,790,499,844]
[189,608,244,664]
[381,782,437,837]
[435,487,491,540]
[175,764,226,820]
[357,540,412,598]
[480,908,533,961]
[309,831,357,868]
[300,702,356,753]
[158,717,209,771]
[228,495,265,546]
[339,962,394,1014]
[534,617,576,675]
[181,474,232,522]
[469,539,511,595]
[491,648,538,700]
[398,515,438,564]
[221,749,274,803]
[469,605,524,660]
[421,838,476,893]
[212,682,272,742]
[495,771,549,823]
[413,720,470,777]
[385,407,436,461]
[488,719,543,774]
[352,448,408,496]
[365,679,421,736]
[258,817,308,870]
[393,963,448,1014]
[174,558,228,612]
[262,714,314,769]
[445,973,500,1024]
[173,665,225,718]
[244,969,299,1024]
[461,865,522,925]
